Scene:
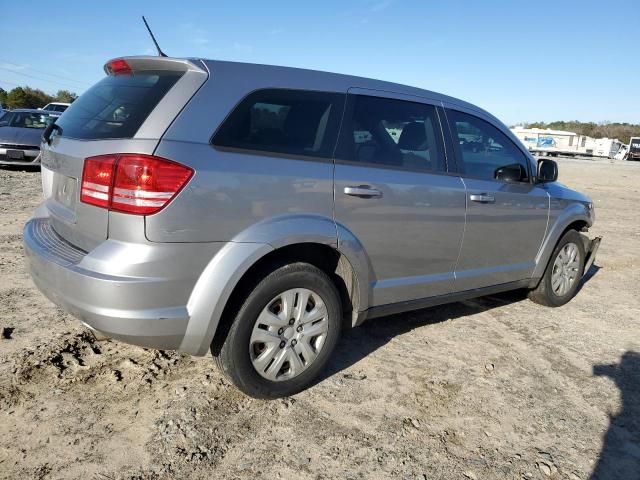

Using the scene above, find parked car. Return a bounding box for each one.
[23,56,601,398]
[627,137,640,161]
[0,109,56,166]
[41,102,71,114]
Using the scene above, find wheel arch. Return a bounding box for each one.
[179,214,372,356]
[530,204,592,287]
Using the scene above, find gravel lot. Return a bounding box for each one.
[0,158,639,480]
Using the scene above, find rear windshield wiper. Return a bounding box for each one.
[42,123,62,145]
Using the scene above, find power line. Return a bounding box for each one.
[0,66,85,92]
[0,79,21,88]
[0,59,92,88]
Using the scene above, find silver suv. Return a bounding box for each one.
[24,56,600,398]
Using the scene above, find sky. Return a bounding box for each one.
[2,0,639,125]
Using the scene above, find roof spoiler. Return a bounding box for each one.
[103,56,206,76]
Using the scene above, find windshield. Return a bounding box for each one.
[0,111,57,129]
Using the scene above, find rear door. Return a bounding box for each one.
[444,108,549,290]
[40,57,206,251]
[333,90,466,307]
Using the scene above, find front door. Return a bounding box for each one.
[446,108,549,291]
[333,92,466,307]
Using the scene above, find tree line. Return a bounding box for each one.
[0,86,78,110]
[516,121,640,145]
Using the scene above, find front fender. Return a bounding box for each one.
[530,202,593,283]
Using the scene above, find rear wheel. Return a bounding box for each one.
[529,230,585,307]
[214,262,342,399]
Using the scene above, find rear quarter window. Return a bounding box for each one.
[55,71,182,140]
[212,89,345,159]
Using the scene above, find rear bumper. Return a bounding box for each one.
[23,216,222,352]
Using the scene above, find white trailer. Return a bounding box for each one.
[511,127,623,158]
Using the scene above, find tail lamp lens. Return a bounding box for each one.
[80,155,116,209]
[80,154,193,215]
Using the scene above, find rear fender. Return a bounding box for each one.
[179,214,372,355]
[234,216,373,306]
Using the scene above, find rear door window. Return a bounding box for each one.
[55,71,182,140]
[335,95,446,172]
[212,89,344,159]
[447,109,530,182]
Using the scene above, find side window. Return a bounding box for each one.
[0,112,13,126]
[448,110,530,182]
[336,95,446,172]
[212,89,344,159]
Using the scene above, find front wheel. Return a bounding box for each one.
[529,230,585,307]
[214,262,342,399]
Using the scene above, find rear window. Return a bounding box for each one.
[55,71,182,140]
[212,89,344,159]
[47,104,68,112]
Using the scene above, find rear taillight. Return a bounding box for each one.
[80,154,193,215]
[80,155,116,209]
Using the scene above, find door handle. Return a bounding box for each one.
[469,193,495,203]
[344,185,383,199]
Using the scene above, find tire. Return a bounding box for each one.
[214,262,342,399]
[528,230,585,307]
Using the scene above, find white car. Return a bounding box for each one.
[41,102,71,114]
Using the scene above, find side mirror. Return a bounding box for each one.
[494,163,526,182]
[537,159,558,183]
[0,121,8,127]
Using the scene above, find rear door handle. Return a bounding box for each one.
[344,185,383,199]
[469,193,495,203]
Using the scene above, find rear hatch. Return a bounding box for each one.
[40,56,207,251]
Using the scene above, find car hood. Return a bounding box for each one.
[0,126,43,146]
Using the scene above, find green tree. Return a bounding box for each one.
[3,86,77,109]
[25,87,54,108]
[5,86,54,109]
[6,87,29,109]
[55,89,77,103]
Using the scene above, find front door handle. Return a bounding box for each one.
[344,185,383,199]
[469,193,495,203]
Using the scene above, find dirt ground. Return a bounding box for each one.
[0,158,639,480]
